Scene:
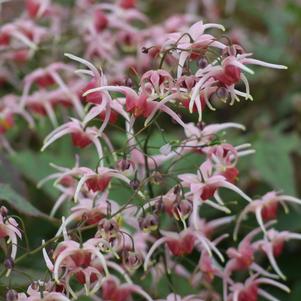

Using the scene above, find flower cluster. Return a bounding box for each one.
[1,1,299,301]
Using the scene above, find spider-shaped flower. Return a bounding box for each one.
[227,275,290,301]
[253,228,301,280]
[163,20,226,78]
[0,207,22,273]
[41,118,104,158]
[189,46,287,121]
[43,237,109,284]
[179,160,252,213]
[234,191,301,239]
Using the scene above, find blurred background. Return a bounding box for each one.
[1,0,301,300]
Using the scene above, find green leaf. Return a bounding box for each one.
[0,267,44,289]
[76,297,95,301]
[0,183,55,222]
[9,150,74,199]
[253,131,299,195]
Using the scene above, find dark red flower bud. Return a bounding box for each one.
[26,0,41,18]
[86,175,111,192]
[94,9,109,32]
[71,131,92,148]
[0,33,10,46]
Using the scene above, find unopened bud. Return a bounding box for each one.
[223,44,245,57]
[172,199,192,220]
[30,281,39,290]
[173,185,181,195]
[198,57,208,69]
[6,289,18,301]
[97,218,119,241]
[116,159,135,171]
[196,121,206,130]
[151,171,163,184]
[0,206,8,217]
[139,214,159,232]
[130,179,140,190]
[123,251,142,271]
[216,87,228,99]
[4,257,14,270]
[125,78,133,87]
[141,47,149,54]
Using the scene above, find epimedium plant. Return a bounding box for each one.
[0,1,300,301]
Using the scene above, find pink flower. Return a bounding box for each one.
[82,84,187,128]
[20,62,84,119]
[26,0,50,19]
[140,69,173,96]
[73,166,130,202]
[43,237,109,284]
[234,191,301,239]
[164,20,226,78]
[223,226,280,299]
[102,276,152,301]
[227,275,290,301]
[41,118,104,158]
[179,160,252,212]
[144,228,224,271]
[55,194,120,237]
[0,207,22,265]
[197,250,223,283]
[189,48,287,121]
[253,228,301,279]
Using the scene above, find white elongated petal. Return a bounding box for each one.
[107,261,132,284]
[131,285,154,301]
[256,278,290,293]
[265,246,286,280]
[220,181,252,203]
[243,58,287,70]
[255,206,267,235]
[65,53,103,84]
[50,193,70,217]
[41,128,73,152]
[42,240,54,271]
[258,289,281,301]
[205,200,231,214]
[251,263,279,279]
[203,23,225,31]
[83,102,107,125]
[144,237,167,271]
